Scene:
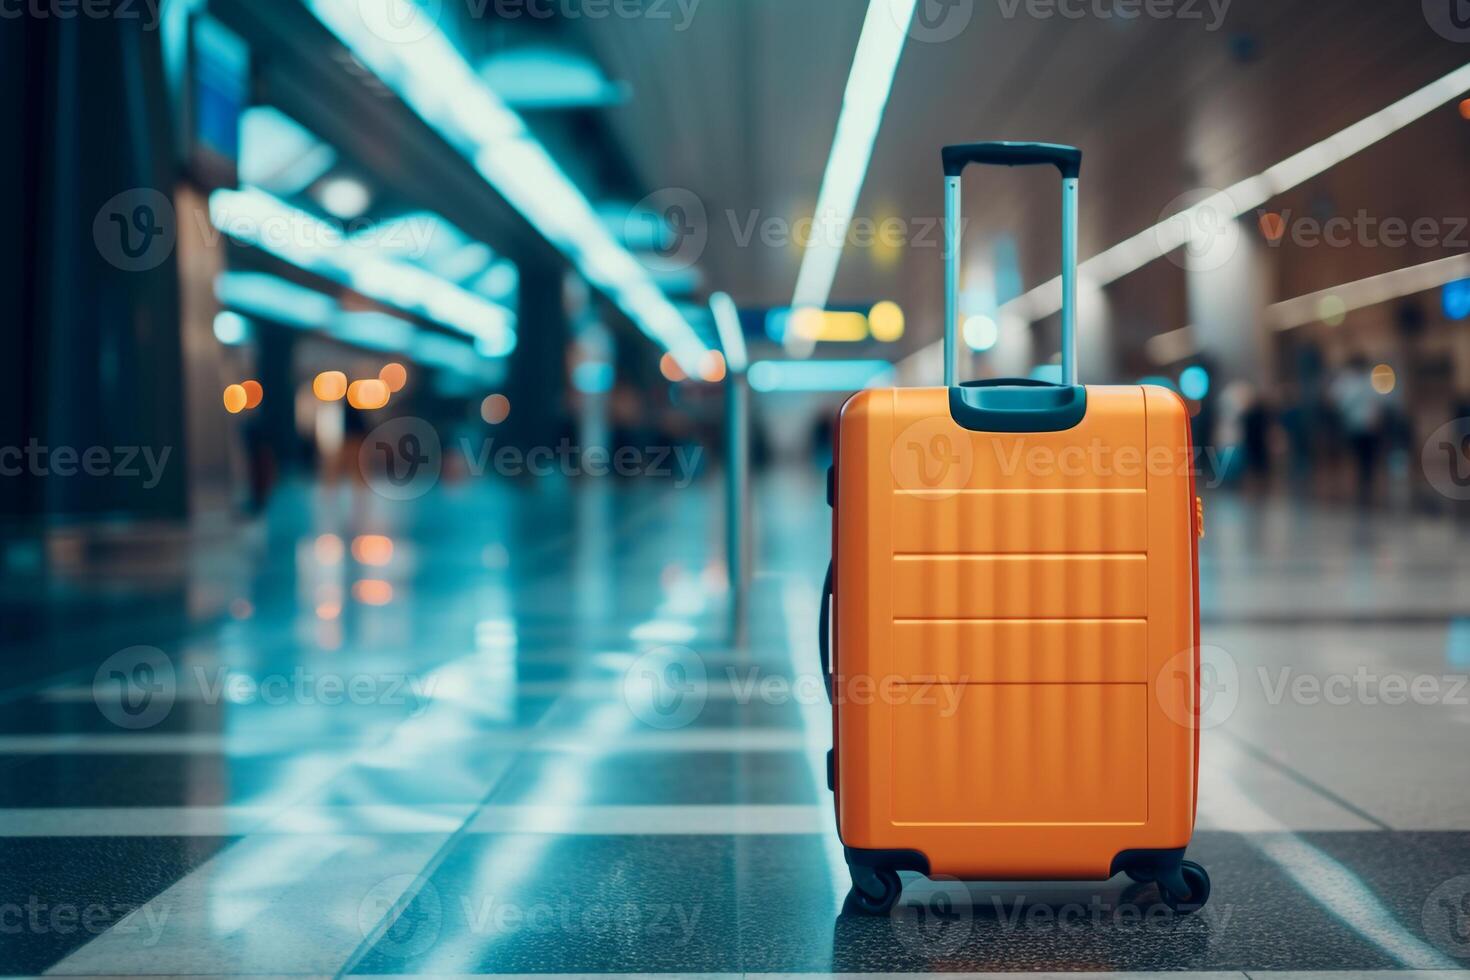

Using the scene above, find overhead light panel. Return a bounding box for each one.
[1002,62,1470,325]
[305,0,709,373]
[209,186,515,355]
[789,0,916,318]
[1267,253,1470,331]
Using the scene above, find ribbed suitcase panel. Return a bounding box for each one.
[834,384,1198,876]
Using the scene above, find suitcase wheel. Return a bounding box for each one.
[848,866,903,916]
[1160,860,1211,915]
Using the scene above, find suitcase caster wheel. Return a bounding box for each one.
[1161,860,1210,915]
[850,867,902,916]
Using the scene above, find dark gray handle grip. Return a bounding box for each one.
[942,141,1082,179]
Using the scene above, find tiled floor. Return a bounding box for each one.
[3,469,1470,977]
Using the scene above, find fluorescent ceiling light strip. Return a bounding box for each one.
[209,186,515,354]
[305,0,709,373]
[1267,252,1470,331]
[1145,253,1470,362]
[789,0,916,314]
[1005,62,1470,324]
[709,292,748,373]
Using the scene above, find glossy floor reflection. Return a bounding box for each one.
[2,471,1470,977]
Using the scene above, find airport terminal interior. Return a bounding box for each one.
[5,0,1470,976]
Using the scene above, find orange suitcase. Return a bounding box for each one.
[821,142,1208,915]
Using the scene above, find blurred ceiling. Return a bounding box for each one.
[574,0,1470,357]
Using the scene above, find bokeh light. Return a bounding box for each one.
[241,380,264,409]
[962,314,999,352]
[481,393,511,424]
[347,379,390,410]
[351,534,394,566]
[700,350,727,383]
[1443,279,1470,320]
[1179,364,1211,401]
[222,384,247,414]
[352,579,394,606]
[313,371,348,401]
[314,534,344,564]
[1317,294,1347,326]
[659,353,686,383]
[1258,211,1286,241]
[868,300,905,341]
[379,362,408,393]
[1371,364,1396,394]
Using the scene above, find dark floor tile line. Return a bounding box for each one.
[1224,731,1394,832]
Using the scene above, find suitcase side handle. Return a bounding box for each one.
[942,141,1081,388]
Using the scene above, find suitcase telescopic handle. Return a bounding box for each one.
[942,141,1082,388]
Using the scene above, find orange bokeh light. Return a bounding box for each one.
[480,393,511,424]
[659,353,687,383]
[313,371,348,401]
[223,384,247,414]
[379,362,408,392]
[1258,212,1286,241]
[241,380,264,409]
[1460,98,1470,120]
[700,350,728,383]
[352,579,394,606]
[314,533,344,564]
[347,379,390,410]
[351,534,394,567]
